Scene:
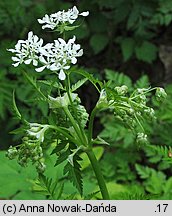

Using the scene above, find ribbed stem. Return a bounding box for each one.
[86,149,110,200]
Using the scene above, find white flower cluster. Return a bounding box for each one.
[8,31,43,67]
[38,6,89,30]
[36,35,83,80]
[8,32,83,80]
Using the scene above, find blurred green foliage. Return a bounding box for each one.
[1,0,172,199]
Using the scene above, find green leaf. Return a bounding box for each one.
[92,136,110,146]
[121,38,135,61]
[127,4,140,29]
[0,70,13,119]
[64,155,83,196]
[84,191,100,200]
[38,80,64,90]
[55,147,70,166]
[0,151,38,198]
[23,72,47,100]
[71,78,88,92]
[90,34,108,54]
[51,140,69,155]
[145,145,172,163]
[105,69,132,89]
[135,41,158,63]
[33,174,63,199]
[146,171,165,194]
[74,69,102,92]
[135,164,153,179]
[64,25,80,31]
[134,75,150,88]
[164,14,172,26]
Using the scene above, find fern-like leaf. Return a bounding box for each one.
[135,164,153,179]
[71,78,88,92]
[54,146,71,166]
[74,69,102,92]
[84,190,100,200]
[38,80,64,90]
[146,145,172,163]
[64,154,83,196]
[51,140,69,155]
[23,72,47,100]
[134,75,150,89]
[33,174,63,200]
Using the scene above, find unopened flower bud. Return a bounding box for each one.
[155,87,167,101]
[6,146,18,160]
[96,89,108,109]
[36,162,46,173]
[115,85,128,95]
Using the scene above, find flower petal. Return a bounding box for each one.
[71,57,77,64]
[12,57,20,62]
[37,18,45,24]
[35,65,46,72]
[24,59,32,64]
[12,62,20,67]
[33,59,38,66]
[50,64,58,71]
[59,69,66,80]
[28,31,33,40]
[79,11,89,16]
[39,55,47,64]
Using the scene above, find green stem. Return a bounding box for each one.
[88,107,97,145]
[65,74,88,144]
[86,149,110,200]
[63,107,85,145]
[50,125,80,146]
[130,87,157,100]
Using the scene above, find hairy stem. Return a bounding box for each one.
[86,149,110,200]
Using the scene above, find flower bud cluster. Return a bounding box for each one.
[75,104,89,128]
[155,87,167,101]
[102,86,166,145]
[6,137,46,173]
[6,146,18,160]
[136,132,148,145]
[114,85,128,95]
